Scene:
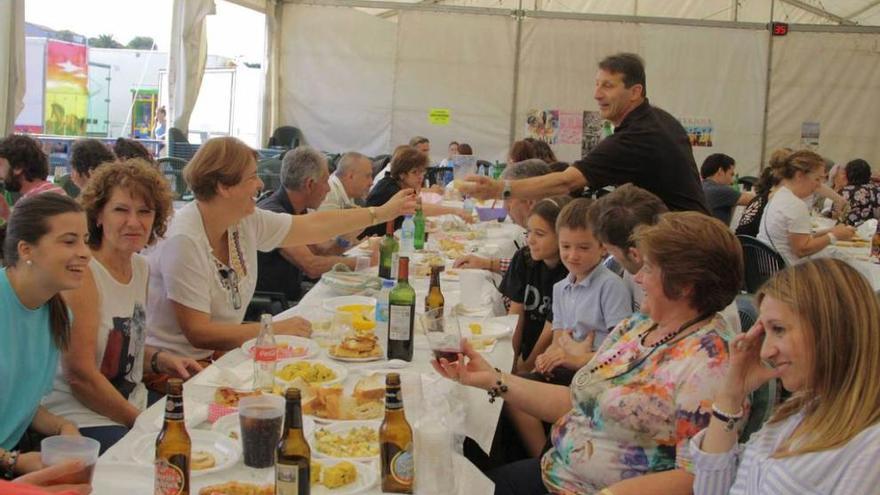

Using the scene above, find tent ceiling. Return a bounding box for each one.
[337,0,880,26]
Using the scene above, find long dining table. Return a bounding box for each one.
[89,213,525,494]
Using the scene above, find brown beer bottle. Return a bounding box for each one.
[155,379,191,495]
[424,265,445,314]
[380,373,414,493]
[276,388,310,495]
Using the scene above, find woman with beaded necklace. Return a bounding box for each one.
[434,212,742,495]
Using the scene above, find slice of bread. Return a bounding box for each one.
[354,373,385,404]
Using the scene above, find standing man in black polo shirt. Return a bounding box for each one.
[462,53,708,213]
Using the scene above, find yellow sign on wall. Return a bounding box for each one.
[428,108,451,125]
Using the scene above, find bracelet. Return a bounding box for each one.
[487,368,509,403]
[151,349,164,374]
[712,403,745,432]
[1,449,19,479]
[827,232,838,245]
[368,206,378,225]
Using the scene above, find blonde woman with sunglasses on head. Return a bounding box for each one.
[691,258,880,494]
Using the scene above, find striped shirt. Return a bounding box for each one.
[21,180,66,199]
[690,410,880,494]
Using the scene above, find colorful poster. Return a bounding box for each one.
[44,40,89,136]
[558,111,582,145]
[526,109,559,144]
[581,111,604,157]
[801,121,820,147]
[678,117,714,147]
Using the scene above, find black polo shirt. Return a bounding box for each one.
[256,187,305,302]
[573,99,708,213]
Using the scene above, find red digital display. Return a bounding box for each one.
[772,22,789,36]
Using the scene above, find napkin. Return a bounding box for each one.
[151,399,208,430]
[857,219,878,240]
[189,360,252,388]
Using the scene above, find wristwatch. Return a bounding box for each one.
[501,180,512,200]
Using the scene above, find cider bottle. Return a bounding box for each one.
[380,373,414,493]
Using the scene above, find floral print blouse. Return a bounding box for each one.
[841,183,880,232]
[540,313,734,494]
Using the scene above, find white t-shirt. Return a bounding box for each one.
[145,202,290,360]
[757,185,812,265]
[42,256,149,428]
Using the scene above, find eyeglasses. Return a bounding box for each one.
[218,267,242,310]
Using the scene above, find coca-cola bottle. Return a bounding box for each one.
[253,314,277,393]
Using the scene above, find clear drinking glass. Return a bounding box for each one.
[420,307,462,362]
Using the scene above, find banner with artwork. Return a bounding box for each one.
[801,121,819,147]
[44,40,89,136]
[525,109,559,144]
[679,117,714,147]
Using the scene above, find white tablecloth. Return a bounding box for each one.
[92,218,523,494]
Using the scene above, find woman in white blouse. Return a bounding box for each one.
[757,150,854,264]
[144,137,415,391]
[43,160,201,453]
[691,258,880,494]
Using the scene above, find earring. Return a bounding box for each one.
[25,260,33,266]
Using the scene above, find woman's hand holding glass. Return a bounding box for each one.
[378,189,418,222]
[431,339,497,390]
[717,321,784,409]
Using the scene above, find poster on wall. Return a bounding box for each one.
[581,111,604,157]
[526,109,559,144]
[801,122,820,147]
[44,40,89,136]
[679,117,714,147]
[557,111,582,145]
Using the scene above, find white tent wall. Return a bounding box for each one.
[640,24,768,175]
[0,0,25,137]
[391,11,517,163]
[279,4,396,155]
[515,18,640,162]
[765,30,880,170]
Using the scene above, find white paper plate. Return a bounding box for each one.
[129,430,240,476]
[326,349,385,363]
[241,335,320,360]
[211,412,316,442]
[322,295,377,313]
[458,319,511,339]
[310,421,381,462]
[275,358,348,387]
[313,458,379,495]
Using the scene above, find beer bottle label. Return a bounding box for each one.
[389,305,413,341]
[275,464,300,495]
[164,397,184,421]
[390,444,414,486]
[254,345,277,362]
[154,458,187,495]
[385,388,403,410]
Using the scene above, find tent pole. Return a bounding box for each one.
[508,2,523,153]
[759,0,775,170]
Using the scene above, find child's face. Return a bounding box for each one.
[559,227,606,279]
[526,214,559,262]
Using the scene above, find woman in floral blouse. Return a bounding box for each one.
[840,158,880,232]
[435,212,743,495]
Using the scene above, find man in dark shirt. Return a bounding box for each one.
[461,53,708,214]
[700,153,755,226]
[256,146,371,302]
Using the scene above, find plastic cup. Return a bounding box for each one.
[40,436,100,485]
[421,307,462,363]
[458,269,486,308]
[238,394,285,468]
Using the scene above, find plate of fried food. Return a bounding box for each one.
[311,421,381,462]
[240,335,319,360]
[130,430,240,476]
[296,374,385,423]
[328,332,384,362]
[195,458,376,495]
[275,359,348,387]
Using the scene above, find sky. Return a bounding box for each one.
[25,0,266,62]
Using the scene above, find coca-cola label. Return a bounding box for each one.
[390,445,414,486]
[154,458,186,495]
[254,345,277,362]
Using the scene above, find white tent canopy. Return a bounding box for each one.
[3,0,880,173]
